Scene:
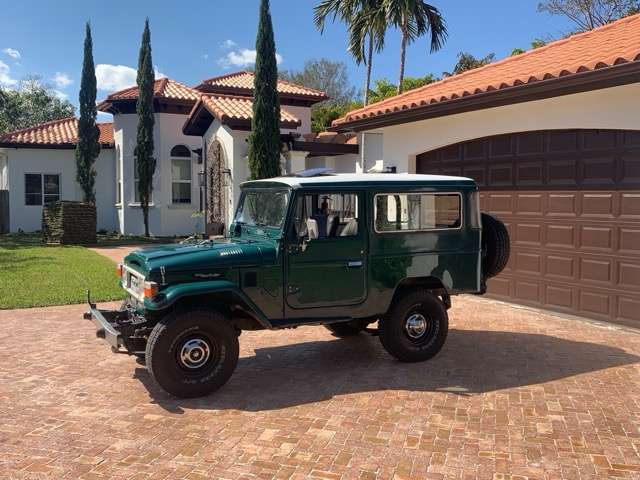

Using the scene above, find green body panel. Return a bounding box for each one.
[121,176,482,329]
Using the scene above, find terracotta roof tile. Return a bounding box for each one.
[0,117,114,147]
[334,13,640,127]
[196,71,328,100]
[199,94,301,127]
[98,78,199,111]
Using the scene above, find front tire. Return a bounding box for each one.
[145,309,239,398]
[379,291,448,362]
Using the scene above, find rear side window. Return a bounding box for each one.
[374,193,461,232]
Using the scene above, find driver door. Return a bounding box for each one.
[285,190,367,314]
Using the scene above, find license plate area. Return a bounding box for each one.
[122,265,144,301]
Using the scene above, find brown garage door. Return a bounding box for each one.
[416,129,640,327]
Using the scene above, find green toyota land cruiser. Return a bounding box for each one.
[86,171,509,398]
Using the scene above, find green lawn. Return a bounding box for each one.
[0,234,125,309]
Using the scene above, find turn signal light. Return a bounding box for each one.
[144,281,159,299]
[116,263,123,278]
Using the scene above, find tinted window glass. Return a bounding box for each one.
[375,193,461,232]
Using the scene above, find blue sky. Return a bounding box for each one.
[0,0,574,121]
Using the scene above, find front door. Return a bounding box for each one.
[285,190,366,313]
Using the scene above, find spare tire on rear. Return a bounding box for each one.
[481,212,510,280]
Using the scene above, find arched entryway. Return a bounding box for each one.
[206,139,230,235]
[416,129,640,326]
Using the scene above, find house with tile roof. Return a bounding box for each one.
[0,71,360,235]
[330,14,640,325]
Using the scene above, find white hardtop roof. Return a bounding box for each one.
[242,173,475,188]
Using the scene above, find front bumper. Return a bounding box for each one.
[83,306,124,351]
[83,292,150,355]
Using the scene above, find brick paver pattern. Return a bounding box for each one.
[1,297,639,479]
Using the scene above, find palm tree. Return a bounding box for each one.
[383,0,447,94]
[314,0,386,105]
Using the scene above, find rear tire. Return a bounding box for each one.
[324,319,367,337]
[481,212,510,280]
[145,309,239,398]
[379,291,448,363]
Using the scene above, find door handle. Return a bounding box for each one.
[347,261,363,268]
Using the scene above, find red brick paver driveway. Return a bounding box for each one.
[1,298,639,480]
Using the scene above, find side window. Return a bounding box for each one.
[375,193,461,232]
[294,192,359,239]
[25,173,60,206]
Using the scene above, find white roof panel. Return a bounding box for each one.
[241,173,476,189]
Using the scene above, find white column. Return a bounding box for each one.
[286,150,309,174]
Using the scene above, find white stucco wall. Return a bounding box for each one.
[282,105,312,135]
[0,147,116,233]
[374,83,640,173]
[114,112,203,236]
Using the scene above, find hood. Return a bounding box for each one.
[124,237,278,276]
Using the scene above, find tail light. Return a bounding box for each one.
[144,281,159,299]
[116,263,123,278]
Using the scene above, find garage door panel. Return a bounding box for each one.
[547,160,578,186]
[618,261,640,289]
[619,228,640,254]
[546,255,575,279]
[579,290,611,317]
[582,157,617,186]
[546,285,575,310]
[486,193,513,214]
[618,296,640,323]
[579,225,614,251]
[488,163,513,186]
[579,258,612,284]
[516,194,543,215]
[517,132,546,154]
[620,157,640,185]
[545,224,576,248]
[416,129,640,325]
[547,193,578,216]
[582,193,615,217]
[620,193,640,218]
[517,162,544,186]
[486,276,511,297]
[515,223,542,245]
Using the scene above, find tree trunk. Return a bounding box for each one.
[142,199,150,237]
[397,18,408,95]
[364,34,374,106]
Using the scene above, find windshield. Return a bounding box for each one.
[234,189,290,229]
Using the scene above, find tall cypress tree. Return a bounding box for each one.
[75,22,100,204]
[135,18,156,237]
[247,0,281,180]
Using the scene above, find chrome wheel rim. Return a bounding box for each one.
[405,313,428,339]
[179,338,211,370]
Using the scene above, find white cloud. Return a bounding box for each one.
[95,64,166,92]
[220,39,237,49]
[218,48,283,69]
[52,89,69,101]
[96,64,137,91]
[2,48,21,59]
[0,60,17,87]
[203,53,209,60]
[51,72,73,88]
